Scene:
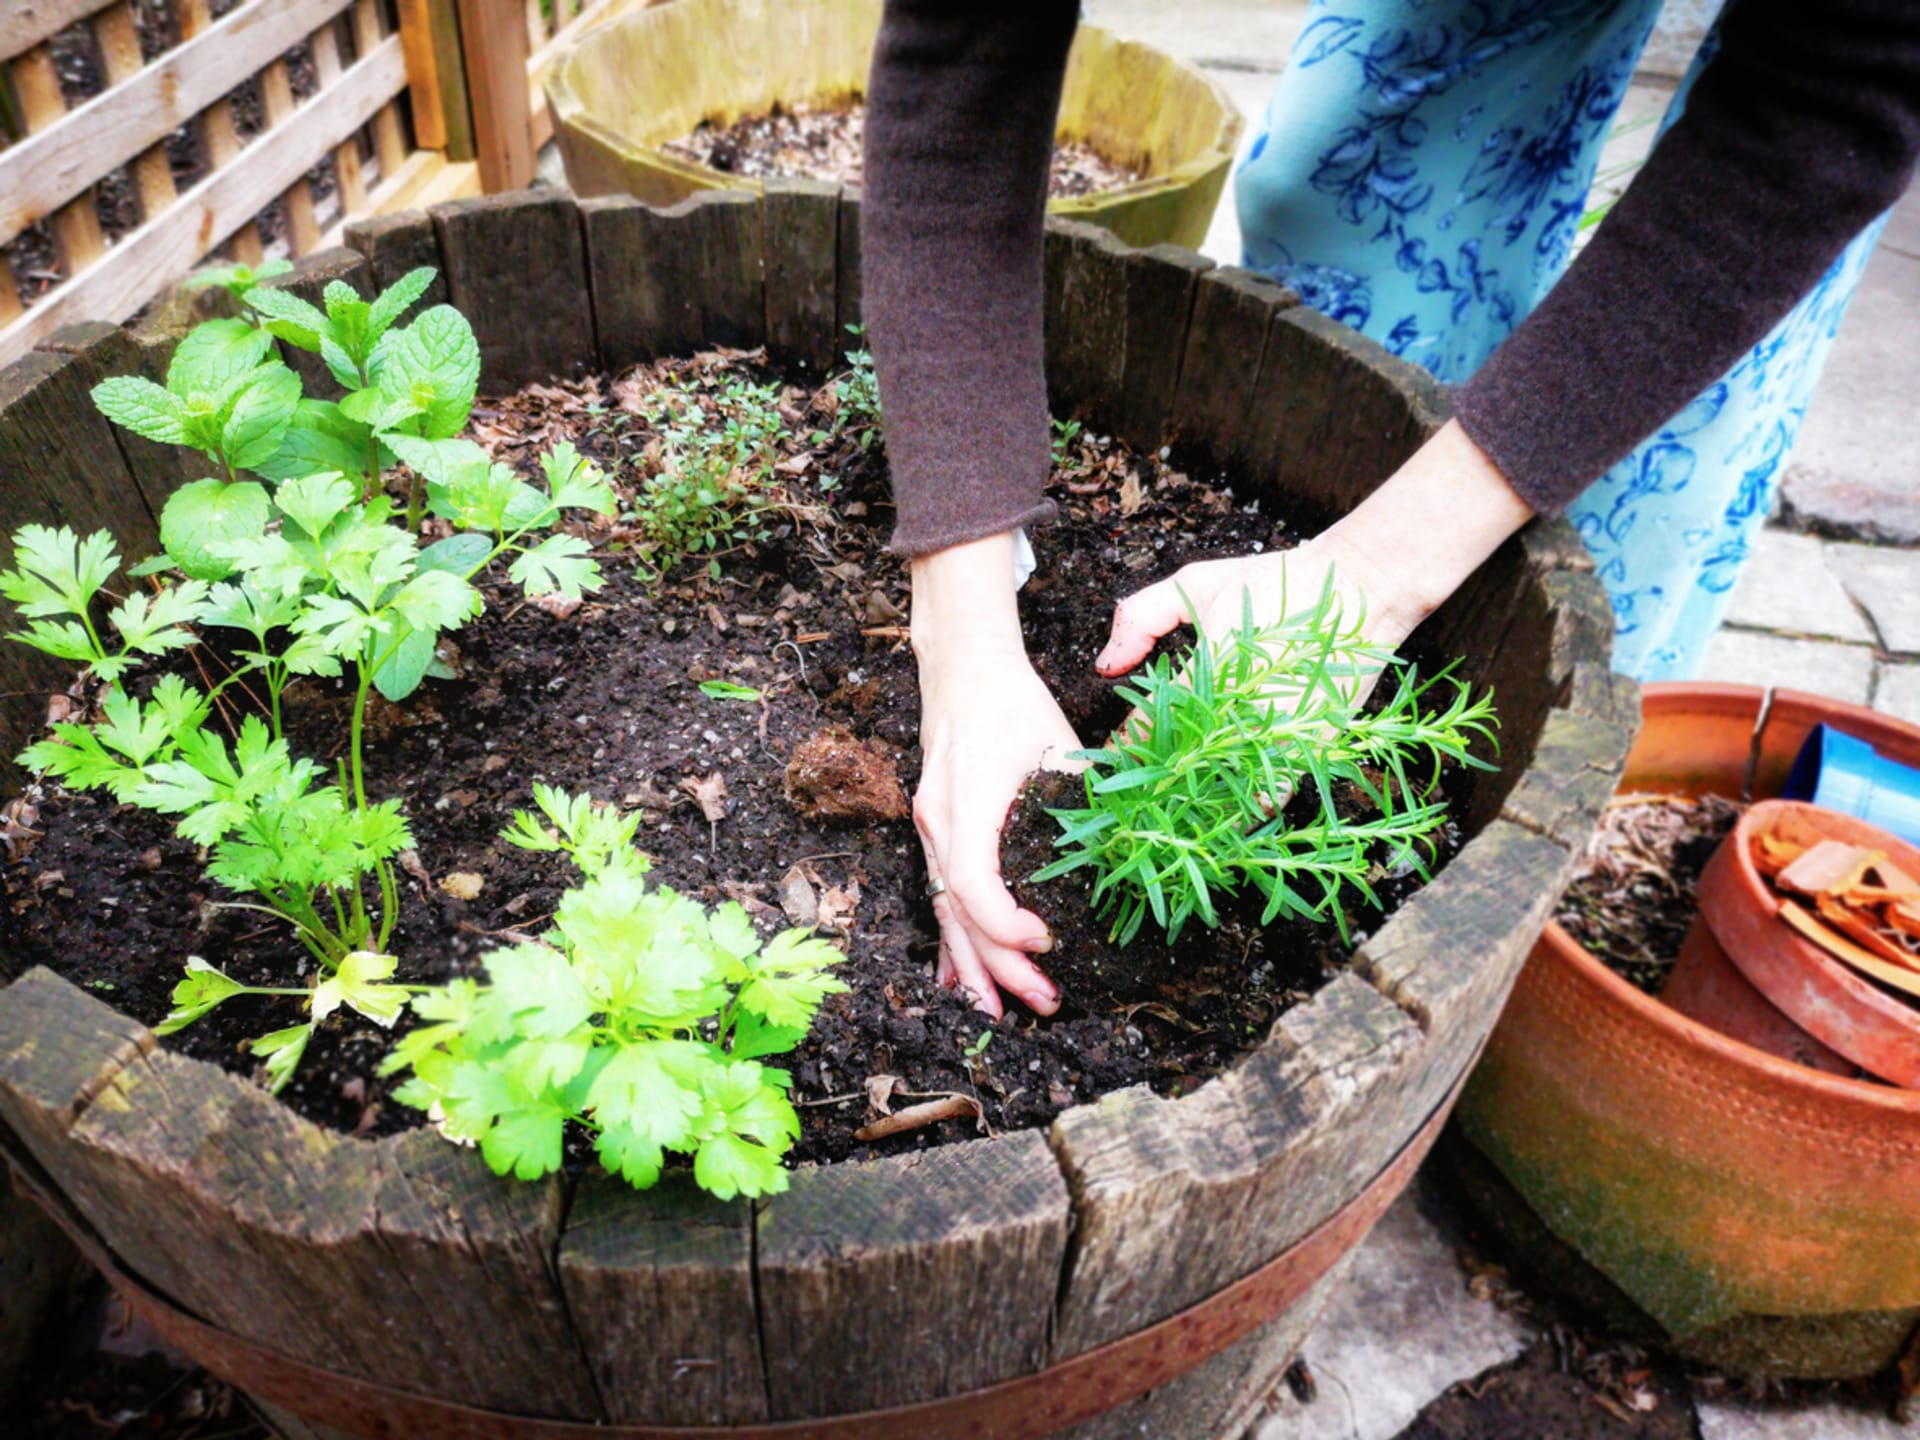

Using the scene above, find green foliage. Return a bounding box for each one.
[183,258,294,299]
[1051,417,1083,466]
[631,374,785,579]
[1033,576,1498,946]
[832,326,881,443]
[5,267,620,1092]
[385,790,848,1198]
[698,679,762,702]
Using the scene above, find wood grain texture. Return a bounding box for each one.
[433,190,595,387]
[1169,267,1295,469]
[344,209,450,311]
[36,321,199,514]
[582,191,763,371]
[0,0,357,243]
[836,184,863,339]
[1242,303,1451,531]
[456,0,534,191]
[1116,242,1213,454]
[25,1032,604,1418]
[257,248,373,399]
[559,1171,767,1425]
[761,178,839,374]
[1050,975,1421,1360]
[0,968,152,1163]
[756,1130,1069,1418]
[1499,662,1641,851]
[1043,218,1128,427]
[396,0,474,159]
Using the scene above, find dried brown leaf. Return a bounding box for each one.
[678,772,730,823]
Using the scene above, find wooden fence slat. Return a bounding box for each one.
[835,184,862,341]
[396,0,473,160]
[176,0,265,265]
[311,21,368,214]
[344,209,449,309]
[582,191,764,372]
[0,258,23,326]
[0,34,408,366]
[761,178,839,374]
[1168,267,1296,469]
[456,0,534,193]
[262,59,323,256]
[433,190,595,387]
[90,2,178,223]
[756,1131,1070,1418]
[0,0,114,65]
[352,0,409,177]
[37,321,200,513]
[559,1172,768,1425]
[14,44,108,270]
[1242,304,1451,532]
[0,0,358,246]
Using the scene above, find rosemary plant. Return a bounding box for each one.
[1033,575,1497,945]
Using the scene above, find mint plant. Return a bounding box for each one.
[1033,577,1497,946]
[3,267,618,1091]
[631,373,787,580]
[384,786,847,1199]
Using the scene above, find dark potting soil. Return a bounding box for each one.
[1553,794,1742,994]
[1,352,1473,1170]
[660,100,1142,199]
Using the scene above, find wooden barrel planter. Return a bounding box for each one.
[0,188,1630,1438]
[1451,683,1920,1381]
[546,0,1244,250]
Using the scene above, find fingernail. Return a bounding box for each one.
[1028,933,1054,955]
[1025,989,1057,1012]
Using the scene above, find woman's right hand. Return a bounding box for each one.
[909,533,1080,1020]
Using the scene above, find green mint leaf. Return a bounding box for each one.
[252,1023,313,1094]
[91,375,189,445]
[339,384,423,433]
[155,957,248,1034]
[320,334,363,391]
[254,400,375,484]
[311,950,407,1028]
[185,258,292,297]
[274,471,358,538]
[168,318,275,398]
[699,680,762,702]
[158,478,271,581]
[508,533,600,601]
[366,267,435,344]
[220,363,303,472]
[241,285,327,351]
[380,305,479,439]
[322,281,371,354]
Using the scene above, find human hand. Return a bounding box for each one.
[909,534,1081,1019]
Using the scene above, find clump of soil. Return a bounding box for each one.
[784,725,909,822]
[1,352,1476,1169]
[661,100,1142,199]
[1555,794,1742,993]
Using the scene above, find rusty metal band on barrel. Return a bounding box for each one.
[9,1067,1467,1440]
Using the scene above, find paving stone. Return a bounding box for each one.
[1722,529,1874,642]
[1695,630,1875,703]
[1697,1398,1916,1440]
[1825,541,1920,654]
[1781,234,1920,545]
[1875,664,1920,728]
[1255,1191,1538,1440]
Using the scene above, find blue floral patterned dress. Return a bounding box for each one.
[1235,0,1889,680]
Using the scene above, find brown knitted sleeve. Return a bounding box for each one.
[863,0,1079,556]
[1454,0,1920,515]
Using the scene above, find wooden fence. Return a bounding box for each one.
[0,0,631,368]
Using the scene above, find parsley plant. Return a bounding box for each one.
[384,786,847,1199]
[3,267,618,1089]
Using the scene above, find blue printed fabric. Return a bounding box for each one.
[1235,0,1888,680]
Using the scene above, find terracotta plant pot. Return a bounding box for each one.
[1666,801,1920,1087]
[1455,683,1920,1379]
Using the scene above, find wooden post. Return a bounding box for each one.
[456,0,535,193]
[398,0,477,161]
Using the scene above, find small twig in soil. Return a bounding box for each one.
[771,639,808,680]
[854,1093,980,1141]
[795,1090,866,1107]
